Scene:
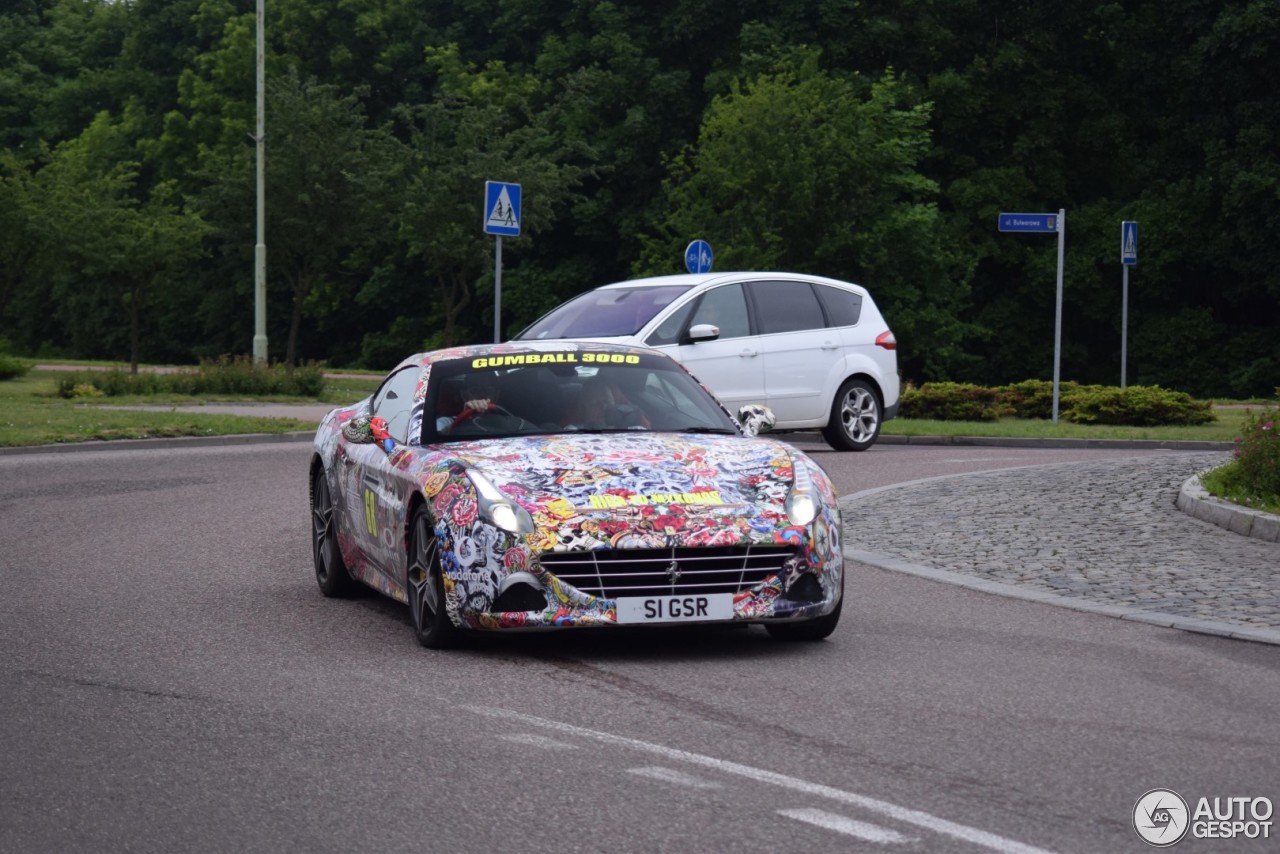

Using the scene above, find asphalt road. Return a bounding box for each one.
[1,439,1276,853]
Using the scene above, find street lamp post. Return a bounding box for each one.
[252,0,268,364]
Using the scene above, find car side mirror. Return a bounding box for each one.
[685,323,721,343]
[736,404,775,437]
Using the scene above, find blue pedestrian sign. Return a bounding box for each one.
[685,239,713,274]
[1121,221,1138,265]
[998,212,1059,233]
[484,181,521,236]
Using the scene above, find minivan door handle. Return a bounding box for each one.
[739,349,759,358]
[821,341,838,350]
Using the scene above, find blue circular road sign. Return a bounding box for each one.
[684,239,713,274]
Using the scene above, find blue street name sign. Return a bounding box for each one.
[685,239,713,274]
[483,181,521,236]
[998,213,1058,233]
[1121,221,1138,265]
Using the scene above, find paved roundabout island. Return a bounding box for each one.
[841,451,1280,645]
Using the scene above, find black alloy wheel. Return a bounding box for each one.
[312,469,357,597]
[406,505,461,649]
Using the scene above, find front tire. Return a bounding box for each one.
[312,468,357,598]
[822,379,881,451]
[765,596,842,642]
[406,506,462,649]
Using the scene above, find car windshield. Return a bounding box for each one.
[422,349,739,443]
[517,285,692,339]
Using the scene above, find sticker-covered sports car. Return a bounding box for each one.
[309,341,843,648]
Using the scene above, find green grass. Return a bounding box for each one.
[0,368,380,448]
[881,411,1247,443]
[0,363,1262,450]
[1200,466,1280,515]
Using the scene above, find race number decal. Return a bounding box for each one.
[364,489,377,536]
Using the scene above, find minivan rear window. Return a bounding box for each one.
[748,280,825,334]
[519,286,692,339]
[815,284,863,326]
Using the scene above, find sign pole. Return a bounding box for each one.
[998,210,1066,422]
[1119,221,1138,390]
[482,180,521,343]
[494,236,502,343]
[1121,265,1129,389]
[252,0,268,365]
[1052,208,1065,423]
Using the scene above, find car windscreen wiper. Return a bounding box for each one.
[678,426,737,434]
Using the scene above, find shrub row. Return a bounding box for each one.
[899,379,1216,426]
[1233,407,1280,497]
[0,354,30,381]
[55,357,327,398]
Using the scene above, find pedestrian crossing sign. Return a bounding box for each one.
[484,181,521,236]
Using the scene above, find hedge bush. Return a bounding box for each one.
[899,382,1006,421]
[0,354,30,381]
[899,379,1216,426]
[1061,385,1215,426]
[55,357,326,398]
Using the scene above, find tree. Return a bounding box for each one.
[638,49,974,380]
[387,45,594,348]
[36,113,210,370]
[197,66,403,366]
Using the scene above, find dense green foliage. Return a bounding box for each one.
[901,379,1216,426]
[53,356,326,397]
[1203,405,1280,512]
[0,354,30,380]
[1061,385,1215,426]
[2,0,1277,397]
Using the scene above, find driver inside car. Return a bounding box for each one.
[436,378,501,432]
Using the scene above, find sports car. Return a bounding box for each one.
[309,341,843,648]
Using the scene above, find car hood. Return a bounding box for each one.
[420,431,818,549]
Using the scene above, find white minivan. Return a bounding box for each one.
[515,272,899,451]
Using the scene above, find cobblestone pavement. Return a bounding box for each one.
[841,451,1280,645]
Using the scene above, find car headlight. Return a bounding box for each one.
[467,468,534,534]
[784,457,818,527]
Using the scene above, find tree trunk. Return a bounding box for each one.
[128,278,144,374]
[287,271,312,368]
[440,269,471,347]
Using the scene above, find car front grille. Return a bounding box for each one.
[538,545,801,599]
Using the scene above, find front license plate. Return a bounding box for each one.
[615,593,734,624]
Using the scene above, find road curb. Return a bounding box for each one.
[875,434,1234,452]
[845,547,1280,647]
[1176,471,1280,543]
[0,431,314,456]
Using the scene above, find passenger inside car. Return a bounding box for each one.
[563,377,651,429]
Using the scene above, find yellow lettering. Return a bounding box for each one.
[364,489,377,535]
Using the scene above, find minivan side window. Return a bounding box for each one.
[645,300,696,346]
[689,284,750,339]
[748,280,825,334]
[815,284,863,327]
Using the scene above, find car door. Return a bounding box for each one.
[745,279,839,424]
[647,283,766,411]
[338,366,419,580]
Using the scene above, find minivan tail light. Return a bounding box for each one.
[875,331,897,350]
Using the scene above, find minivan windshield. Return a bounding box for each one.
[517,285,691,339]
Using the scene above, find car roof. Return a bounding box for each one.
[592,271,870,294]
